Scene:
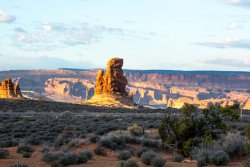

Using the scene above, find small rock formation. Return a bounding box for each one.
[0,78,23,98]
[85,58,137,108]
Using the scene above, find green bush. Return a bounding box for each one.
[89,135,100,143]
[42,151,88,166]
[116,160,138,167]
[135,147,149,157]
[171,154,184,162]
[124,159,138,167]
[116,161,126,167]
[60,111,72,118]
[127,124,143,136]
[0,148,9,159]
[151,156,166,167]
[208,150,230,166]
[17,145,34,154]
[94,145,107,156]
[76,153,88,164]
[244,158,250,167]
[191,146,212,167]
[159,104,239,155]
[117,150,132,160]
[141,151,156,165]
[141,138,162,150]
[79,150,93,160]
[221,131,246,158]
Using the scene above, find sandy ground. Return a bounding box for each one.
[0,145,244,167]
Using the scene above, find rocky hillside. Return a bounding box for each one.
[0,69,249,109]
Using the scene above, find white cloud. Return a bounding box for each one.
[42,22,53,32]
[243,55,250,64]
[0,10,16,23]
[15,33,46,44]
[16,34,28,42]
[197,37,250,49]
[227,22,241,30]
[225,0,241,4]
[211,36,237,44]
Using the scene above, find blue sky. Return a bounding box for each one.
[0,0,250,71]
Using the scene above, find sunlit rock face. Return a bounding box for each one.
[85,58,137,108]
[0,78,23,98]
[95,58,128,96]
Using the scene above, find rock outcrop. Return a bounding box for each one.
[85,58,137,108]
[0,78,23,98]
[95,58,128,96]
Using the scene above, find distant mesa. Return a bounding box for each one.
[85,58,138,108]
[0,78,23,98]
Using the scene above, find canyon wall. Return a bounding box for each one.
[0,69,249,109]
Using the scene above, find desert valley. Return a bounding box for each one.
[1,0,250,167]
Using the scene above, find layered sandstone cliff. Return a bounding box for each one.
[0,78,23,98]
[85,58,137,108]
[0,69,249,110]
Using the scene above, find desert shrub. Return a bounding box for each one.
[208,150,230,165]
[125,159,138,167]
[141,138,162,150]
[0,148,9,159]
[59,152,78,165]
[117,150,132,160]
[151,156,166,167]
[99,135,126,150]
[42,151,88,166]
[89,135,100,143]
[66,138,84,149]
[79,150,93,160]
[76,153,88,164]
[94,145,107,156]
[135,147,149,157]
[171,154,184,162]
[159,104,240,155]
[116,161,126,167]
[221,131,246,158]
[0,138,19,147]
[60,111,72,118]
[116,159,138,167]
[127,124,143,136]
[17,145,34,154]
[42,151,64,163]
[141,151,156,165]
[22,152,32,158]
[244,158,250,167]
[245,124,250,155]
[191,146,212,167]
[9,163,29,167]
[124,135,141,144]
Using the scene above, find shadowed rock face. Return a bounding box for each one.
[0,78,23,98]
[95,58,128,96]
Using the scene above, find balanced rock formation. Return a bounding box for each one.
[0,78,23,98]
[85,58,137,108]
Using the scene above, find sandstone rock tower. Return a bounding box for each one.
[85,58,137,108]
[95,58,128,96]
[0,78,23,98]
